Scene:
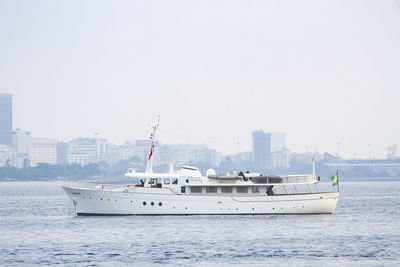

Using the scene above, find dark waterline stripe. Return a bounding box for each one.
[76,212,333,216]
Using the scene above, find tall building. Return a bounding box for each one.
[271,148,291,169]
[12,129,32,168]
[252,130,286,170]
[67,138,108,165]
[252,130,269,171]
[68,138,98,166]
[12,129,32,154]
[0,94,12,145]
[269,132,286,153]
[57,142,69,165]
[103,144,123,164]
[30,138,58,167]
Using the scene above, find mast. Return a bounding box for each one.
[145,116,160,173]
[312,158,316,178]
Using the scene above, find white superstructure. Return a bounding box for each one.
[63,119,339,215]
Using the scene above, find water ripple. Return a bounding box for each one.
[0,181,399,266]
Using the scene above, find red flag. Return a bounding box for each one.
[148,144,154,160]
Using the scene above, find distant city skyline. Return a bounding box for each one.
[0,91,398,160]
[1,1,399,159]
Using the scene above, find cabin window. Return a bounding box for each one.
[252,187,259,193]
[237,187,248,193]
[191,187,202,193]
[221,187,233,193]
[181,186,186,193]
[172,178,178,184]
[164,178,170,184]
[150,179,156,185]
[206,186,217,193]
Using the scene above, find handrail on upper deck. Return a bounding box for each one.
[63,182,135,191]
[281,174,317,184]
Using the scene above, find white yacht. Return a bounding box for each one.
[63,119,339,215]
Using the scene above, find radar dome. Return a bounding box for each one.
[206,168,216,177]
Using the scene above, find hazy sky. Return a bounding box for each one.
[1,0,399,159]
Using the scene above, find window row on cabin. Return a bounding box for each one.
[148,178,179,185]
[190,186,260,194]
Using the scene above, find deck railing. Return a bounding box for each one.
[64,182,135,191]
[281,175,317,184]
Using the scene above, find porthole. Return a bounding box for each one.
[101,198,103,200]
[185,207,188,210]
[151,202,154,206]
[158,202,162,206]
[130,201,133,203]
[108,199,110,201]
[252,208,255,211]
[143,202,147,206]
[272,208,275,210]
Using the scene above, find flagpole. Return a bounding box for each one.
[337,170,340,193]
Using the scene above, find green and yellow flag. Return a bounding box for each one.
[331,171,338,186]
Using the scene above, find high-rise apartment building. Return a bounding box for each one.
[68,138,98,166]
[0,94,12,145]
[252,130,286,170]
[252,130,269,171]
[56,142,69,165]
[30,138,58,167]
[271,148,291,169]
[269,132,286,154]
[68,138,109,165]
[12,129,32,154]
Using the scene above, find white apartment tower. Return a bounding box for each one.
[30,138,58,167]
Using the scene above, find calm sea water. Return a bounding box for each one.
[0,181,399,266]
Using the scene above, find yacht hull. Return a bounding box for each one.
[63,186,339,215]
